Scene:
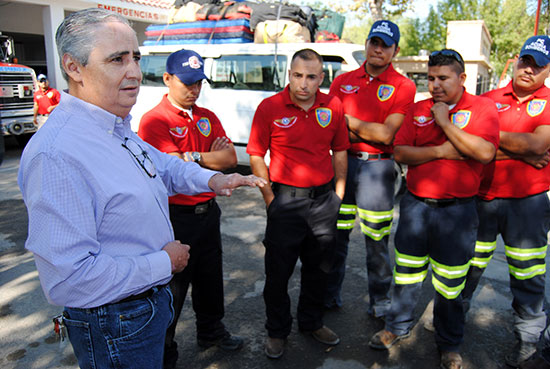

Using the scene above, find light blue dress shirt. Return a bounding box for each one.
[18,91,217,308]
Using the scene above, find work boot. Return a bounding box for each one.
[505,341,537,368]
[519,356,550,369]
[311,325,340,345]
[197,333,244,351]
[440,351,463,369]
[264,337,285,359]
[369,329,410,350]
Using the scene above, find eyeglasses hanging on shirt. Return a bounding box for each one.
[121,137,157,178]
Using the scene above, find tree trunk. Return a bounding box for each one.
[367,0,383,21]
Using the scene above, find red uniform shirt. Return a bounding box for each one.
[329,62,416,154]
[34,87,60,115]
[138,95,230,205]
[479,82,550,200]
[395,91,500,199]
[247,86,350,187]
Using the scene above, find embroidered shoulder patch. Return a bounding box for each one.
[169,126,188,138]
[273,116,297,128]
[197,118,211,137]
[377,84,395,102]
[451,110,471,129]
[527,99,547,117]
[315,108,332,128]
[339,85,360,94]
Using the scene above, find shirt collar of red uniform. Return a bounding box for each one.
[281,85,327,110]
[359,60,395,82]
[504,79,550,101]
[161,94,195,118]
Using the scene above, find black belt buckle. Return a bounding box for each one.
[195,203,209,214]
[423,198,441,207]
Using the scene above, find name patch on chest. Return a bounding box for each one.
[169,126,189,138]
[197,118,211,137]
[527,99,547,117]
[377,84,395,102]
[451,110,471,129]
[315,108,332,128]
[495,102,511,112]
[273,116,297,128]
[413,115,434,127]
[340,85,360,94]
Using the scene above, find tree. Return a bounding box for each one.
[349,0,415,21]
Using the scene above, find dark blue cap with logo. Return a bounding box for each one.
[166,49,209,85]
[519,35,550,67]
[368,20,400,46]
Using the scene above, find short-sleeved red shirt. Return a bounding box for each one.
[34,87,60,115]
[478,82,550,200]
[138,95,230,205]
[329,62,416,154]
[247,86,350,187]
[395,91,500,199]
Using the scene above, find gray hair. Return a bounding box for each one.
[55,8,133,81]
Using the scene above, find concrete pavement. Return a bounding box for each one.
[0,137,548,369]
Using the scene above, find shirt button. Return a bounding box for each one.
[306,115,309,118]
[116,117,123,124]
[107,130,113,134]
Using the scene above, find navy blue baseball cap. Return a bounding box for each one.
[519,35,550,67]
[166,49,209,85]
[368,20,400,46]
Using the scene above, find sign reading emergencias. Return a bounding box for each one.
[97,3,167,23]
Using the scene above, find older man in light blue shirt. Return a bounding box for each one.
[18,8,265,369]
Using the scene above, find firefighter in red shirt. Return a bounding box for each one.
[326,20,416,316]
[369,50,499,369]
[247,49,350,359]
[33,74,60,128]
[138,49,243,369]
[462,35,550,368]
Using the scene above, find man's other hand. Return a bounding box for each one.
[208,173,267,197]
[163,240,190,274]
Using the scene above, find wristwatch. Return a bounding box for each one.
[190,151,201,163]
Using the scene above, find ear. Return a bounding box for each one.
[459,72,467,85]
[62,54,83,83]
[394,46,400,57]
[319,71,325,86]
[163,72,172,87]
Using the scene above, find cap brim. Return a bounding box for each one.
[175,72,209,85]
[368,33,395,46]
[520,50,550,67]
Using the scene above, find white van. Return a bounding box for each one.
[131,42,366,165]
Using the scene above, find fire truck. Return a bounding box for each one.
[0,32,37,162]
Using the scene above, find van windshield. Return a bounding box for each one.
[210,54,287,92]
[141,55,168,86]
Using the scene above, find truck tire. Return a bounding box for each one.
[0,135,4,166]
[15,133,33,148]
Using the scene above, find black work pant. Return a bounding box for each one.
[263,189,341,339]
[165,201,227,350]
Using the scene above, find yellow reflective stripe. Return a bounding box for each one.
[475,240,497,253]
[471,256,492,269]
[394,249,429,268]
[394,269,428,285]
[337,220,355,230]
[432,277,465,300]
[505,245,547,261]
[357,208,394,223]
[430,258,471,279]
[339,204,357,214]
[360,223,392,241]
[509,263,546,280]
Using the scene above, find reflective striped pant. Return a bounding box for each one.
[325,156,394,316]
[384,192,478,352]
[463,193,549,343]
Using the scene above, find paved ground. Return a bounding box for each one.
[0,136,549,369]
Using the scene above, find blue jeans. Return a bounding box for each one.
[63,286,174,369]
[543,324,550,363]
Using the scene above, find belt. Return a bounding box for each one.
[118,284,166,304]
[351,152,393,161]
[272,182,332,199]
[172,198,215,214]
[411,193,474,208]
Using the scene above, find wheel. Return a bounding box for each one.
[0,135,4,166]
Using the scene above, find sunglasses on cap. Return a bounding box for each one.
[39,78,47,82]
[430,49,464,65]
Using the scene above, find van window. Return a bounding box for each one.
[209,54,287,91]
[321,55,346,89]
[141,55,169,87]
[352,50,366,65]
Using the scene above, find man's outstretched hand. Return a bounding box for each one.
[208,173,267,197]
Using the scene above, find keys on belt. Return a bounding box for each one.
[351,152,393,161]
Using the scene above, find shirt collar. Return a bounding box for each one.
[161,94,195,119]
[59,90,131,136]
[281,85,327,110]
[503,80,550,101]
[358,61,395,82]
